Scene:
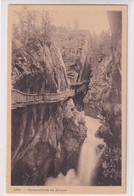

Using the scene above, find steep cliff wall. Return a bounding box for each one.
[54,30,93,112]
[83,12,122,186]
[12,38,70,93]
[11,39,87,185]
[54,30,92,83]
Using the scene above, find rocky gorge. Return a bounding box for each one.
[11,10,122,186]
[11,34,88,185]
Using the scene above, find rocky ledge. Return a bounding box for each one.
[11,38,87,185]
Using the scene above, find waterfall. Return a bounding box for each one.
[45,114,106,186]
[77,116,105,185]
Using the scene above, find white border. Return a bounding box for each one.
[0,0,134,196]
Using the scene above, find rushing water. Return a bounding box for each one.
[45,114,105,186]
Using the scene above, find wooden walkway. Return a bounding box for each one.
[11,80,89,109]
[12,89,75,109]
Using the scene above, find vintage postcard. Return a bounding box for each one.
[7,4,127,194]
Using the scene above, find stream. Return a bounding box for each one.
[45,114,106,186]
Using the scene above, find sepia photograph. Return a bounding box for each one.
[6,5,127,194]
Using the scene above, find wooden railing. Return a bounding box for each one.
[11,80,90,109]
[12,89,75,109]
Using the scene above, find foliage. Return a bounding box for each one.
[97,146,121,186]
[12,11,55,49]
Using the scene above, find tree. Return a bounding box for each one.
[41,11,52,40]
[12,10,54,47]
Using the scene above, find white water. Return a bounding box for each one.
[45,115,105,186]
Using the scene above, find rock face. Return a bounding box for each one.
[12,38,69,93]
[54,30,92,83]
[83,12,122,186]
[54,29,93,112]
[11,39,87,185]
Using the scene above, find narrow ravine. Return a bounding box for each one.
[11,9,122,187]
[45,114,106,186]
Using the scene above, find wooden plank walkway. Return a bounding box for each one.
[12,89,75,109]
[11,80,90,109]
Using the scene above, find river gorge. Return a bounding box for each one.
[11,9,122,187]
[45,115,106,186]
